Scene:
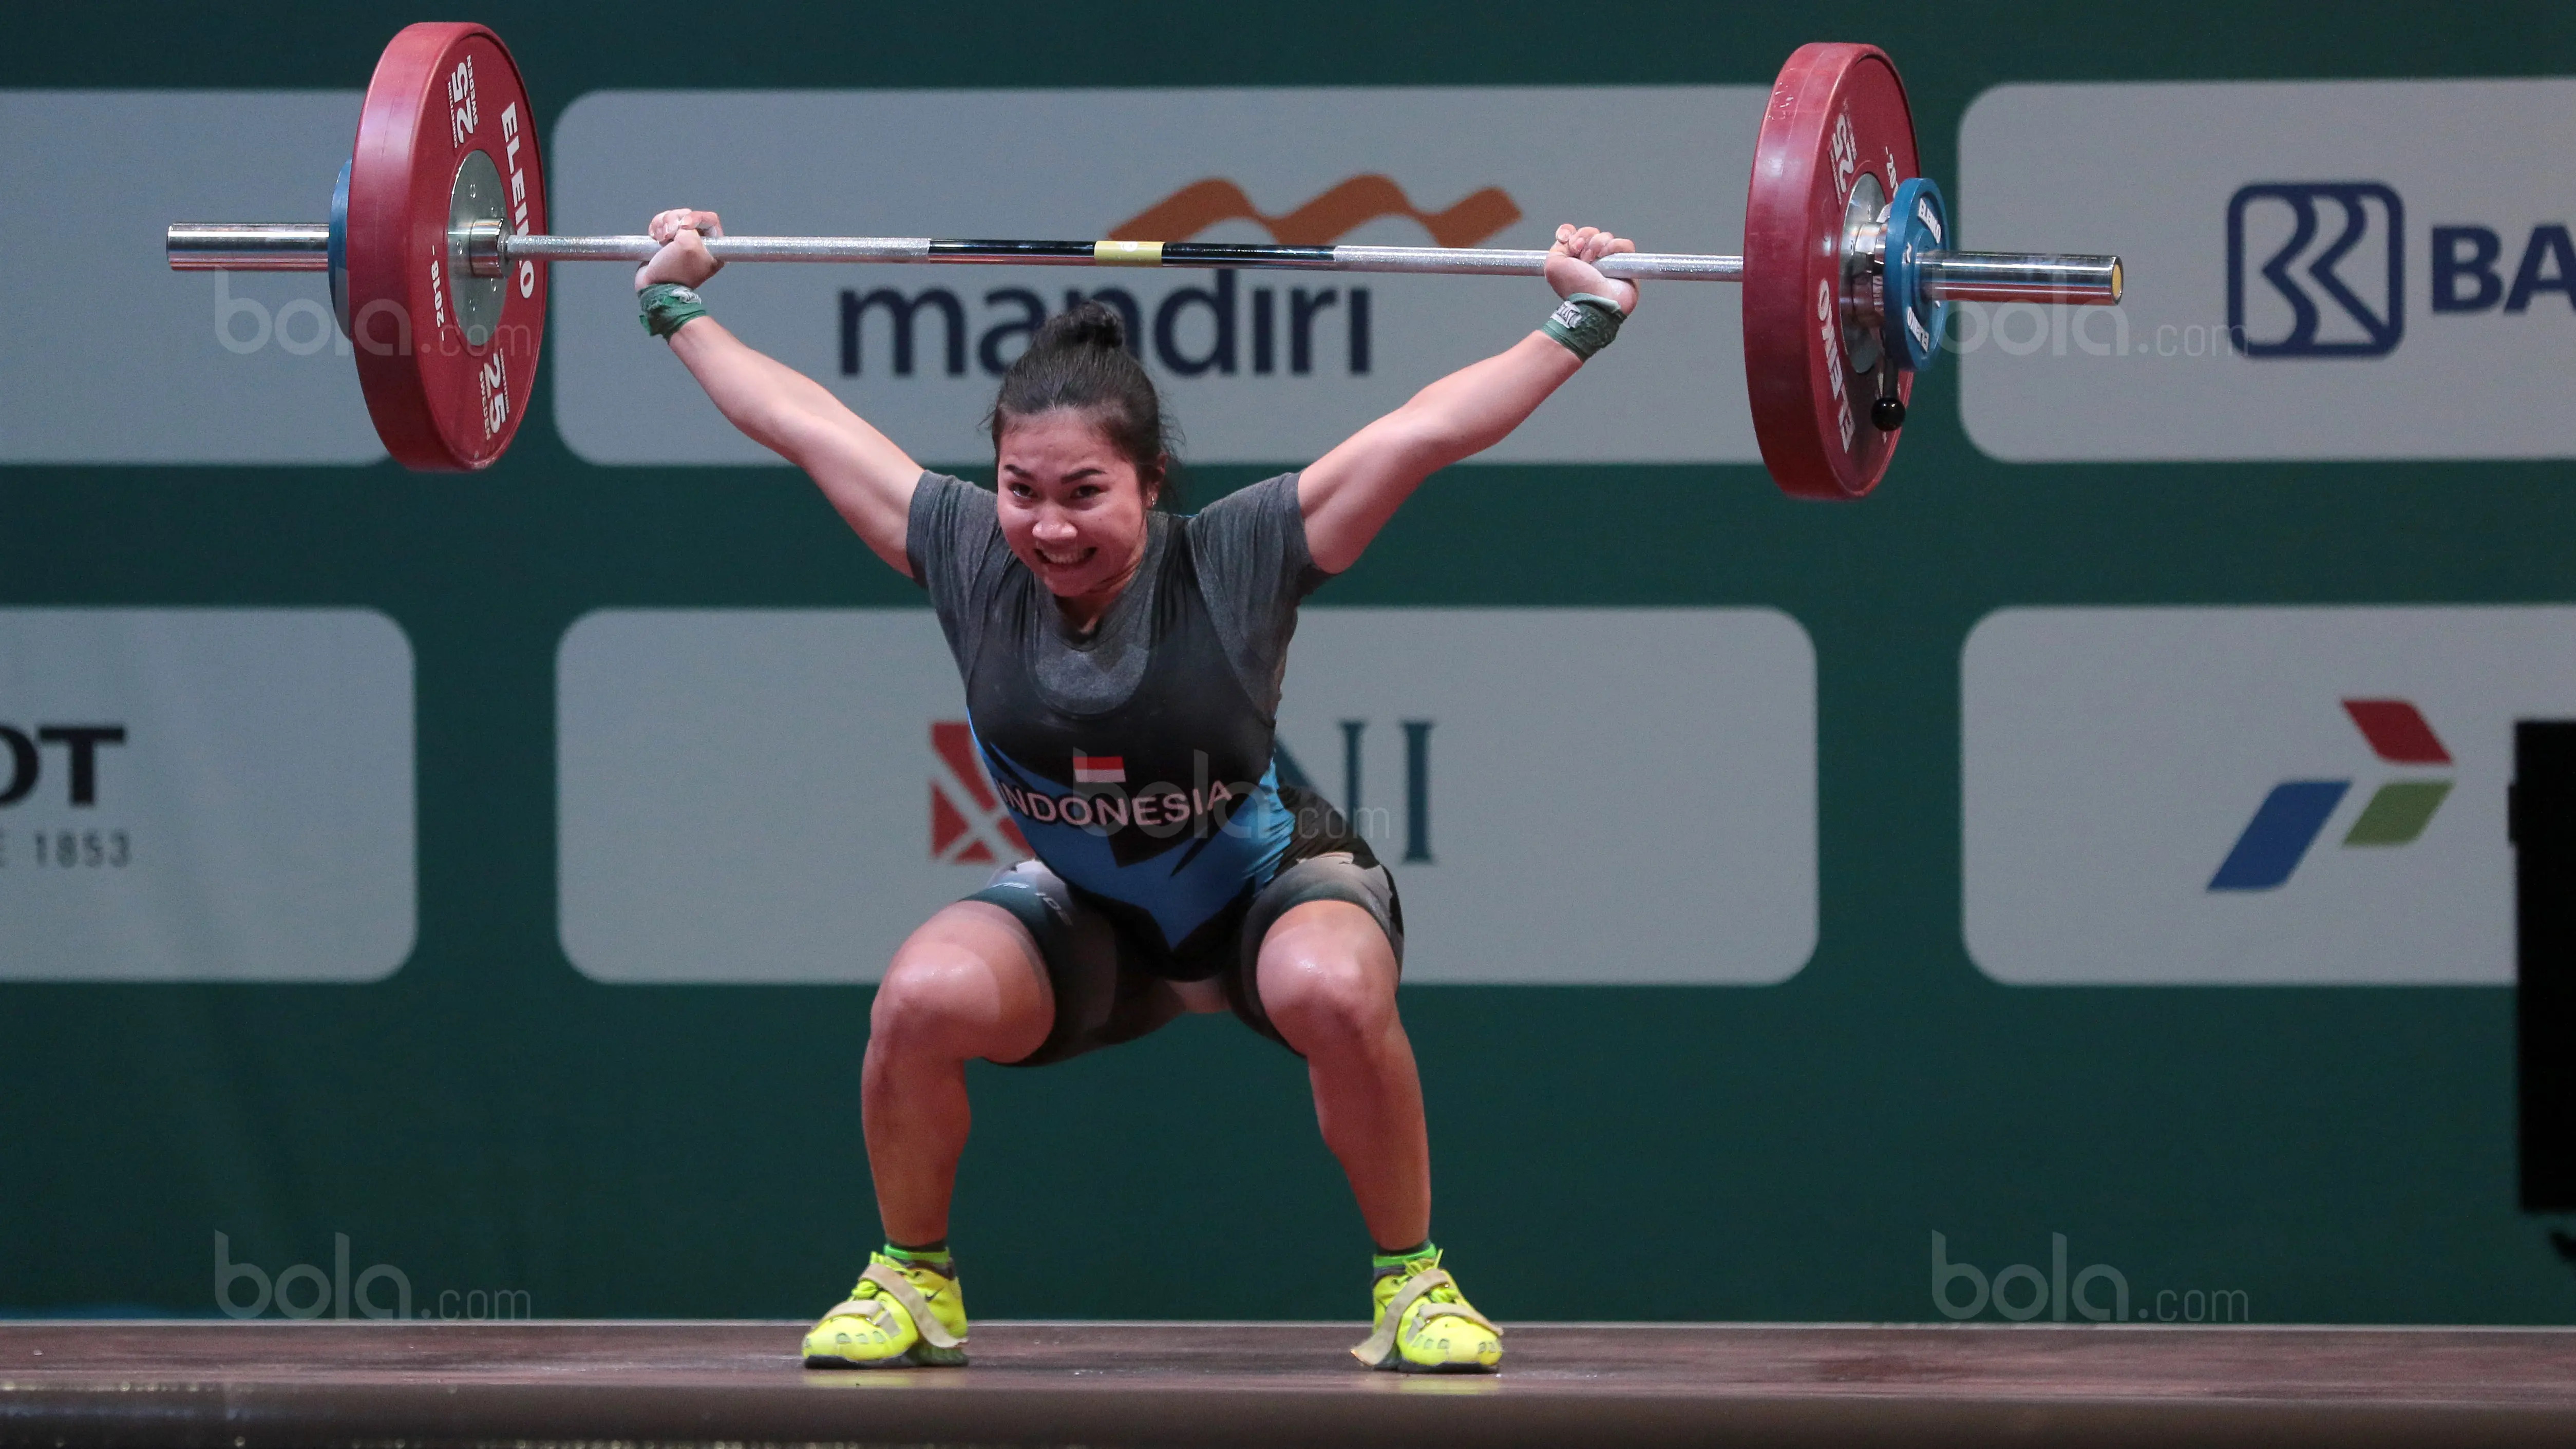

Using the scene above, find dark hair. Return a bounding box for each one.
[987,301,1180,508]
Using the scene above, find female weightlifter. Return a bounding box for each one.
[633,208,1638,1372]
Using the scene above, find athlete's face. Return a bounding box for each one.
[996,409,1160,621]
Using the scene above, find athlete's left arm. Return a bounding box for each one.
[1296,224,1638,574]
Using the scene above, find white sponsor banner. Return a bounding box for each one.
[1958,80,2576,462]
[1962,606,2576,985]
[558,606,1814,984]
[548,88,1763,467]
[0,610,416,981]
[0,93,384,465]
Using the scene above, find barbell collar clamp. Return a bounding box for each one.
[463,219,508,280]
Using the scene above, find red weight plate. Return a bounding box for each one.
[1742,43,1920,500]
[346,23,547,471]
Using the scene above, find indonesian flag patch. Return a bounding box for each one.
[1072,753,1126,784]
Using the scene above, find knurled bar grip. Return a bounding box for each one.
[165,223,2124,306]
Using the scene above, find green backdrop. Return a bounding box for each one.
[4,0,2573,1324]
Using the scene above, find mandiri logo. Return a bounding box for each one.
[2208,699,2454,891]
[1108,174,1521,249]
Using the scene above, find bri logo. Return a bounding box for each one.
[2208,699,2454,891]
[2227,183,2405,358]
[930,722,1028,865]
[2226,181,2576,360]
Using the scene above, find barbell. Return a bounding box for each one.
[166,23,2123,499]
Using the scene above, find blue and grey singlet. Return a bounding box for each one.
[907,470,1354,970]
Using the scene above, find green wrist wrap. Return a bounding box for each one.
[1540,292,1625,361]
[638,282,710,340]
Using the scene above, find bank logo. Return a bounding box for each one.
[2227,182,2405,358]
[2209,698,2454,891]
[930,721,1028,866]
[839,176,1523,386]
[1107,175,1521,249]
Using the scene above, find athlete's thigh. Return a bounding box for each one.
[961,860,1186,1065]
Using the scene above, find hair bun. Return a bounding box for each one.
[1034,299,1128,353]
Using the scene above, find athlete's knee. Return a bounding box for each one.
[870,953,981,1054]
[875,916,1045,1056]
[1259,917,1396,1053]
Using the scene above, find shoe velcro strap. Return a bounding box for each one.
[855,1262,965,1349]
[817,1297,900,1331]
[1347,1268,1502,1364]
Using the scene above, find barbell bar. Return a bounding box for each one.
[168,221,2120,303]
[164,23,2125,497]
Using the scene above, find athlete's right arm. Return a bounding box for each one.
[639,208,920,576]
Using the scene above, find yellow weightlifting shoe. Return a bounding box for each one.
[801,1250,969,1368]
[1351,1247,1502,1372]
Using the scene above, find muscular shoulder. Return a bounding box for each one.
[1187,472,1317,585]
[906,471,1015,656]
[907,471,998,555]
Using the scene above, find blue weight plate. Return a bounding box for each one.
[329,158,352,338]
[1883,176,1949,371]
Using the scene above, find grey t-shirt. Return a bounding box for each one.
[905,470,1329,717]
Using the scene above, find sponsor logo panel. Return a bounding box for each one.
[558,607,1815,985]
[1961,606,2576,984]
[549,88,1764,467]
[0,609,416,981]
[2206,699,2454,890]
[0,92,385,464]
[1958,80,2576,461]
